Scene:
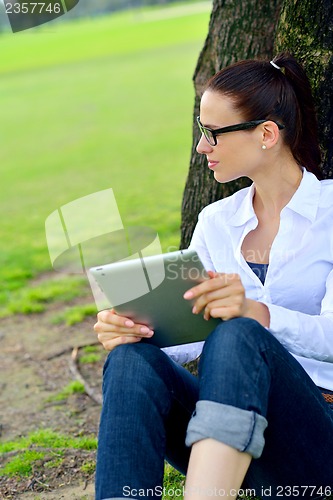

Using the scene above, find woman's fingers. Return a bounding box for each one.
[94,309,154,352]
[96,330,144,351]
[94,309,154,336]
[183,272,230,300]
[183,272,246,321]
[203,294,246,321]
[96,309,135,328]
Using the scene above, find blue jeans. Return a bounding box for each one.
[95,318,333,500]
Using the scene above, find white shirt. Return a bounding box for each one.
[164,169,333,391]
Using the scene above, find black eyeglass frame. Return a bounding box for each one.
[196,116,285,146]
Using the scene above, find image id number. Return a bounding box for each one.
[276,486,332,497]
[5,3,62,14]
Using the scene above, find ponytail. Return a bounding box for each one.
[271,53,322,179]
[206,52,323,180]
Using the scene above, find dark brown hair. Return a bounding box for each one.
[205,52,323,180]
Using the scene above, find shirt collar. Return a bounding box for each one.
[284,168,321,222]
[228,184,256,227]
[228,168,321,227]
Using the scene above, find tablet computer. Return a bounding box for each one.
[89,249,220,348]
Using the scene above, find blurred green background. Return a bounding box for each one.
[0,1,211,314]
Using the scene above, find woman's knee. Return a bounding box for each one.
[198,317,272,378]
[103,342,171,390]
[204,317,266,352]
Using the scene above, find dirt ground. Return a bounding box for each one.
[0,282,106,499]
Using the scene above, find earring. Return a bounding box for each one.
[261,144,267,150]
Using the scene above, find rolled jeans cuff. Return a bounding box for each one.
[185,400,268,459]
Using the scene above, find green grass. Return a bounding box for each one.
[77,344,102,364]
[46,381,86,402]
[0,450,46,477]
[0,2,211,315]
[51,302,97,325]
[79,352,102,364]
[80,460,96,475]
[0,428,97,455]
[163,463,185,499]
[0,428,97,478]
[82,345,99,353]
[0,275,88,317]
[44,455,64,469]
[0,428,183,495]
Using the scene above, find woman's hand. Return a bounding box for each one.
[183,271,270,327]
[94,309,154,352]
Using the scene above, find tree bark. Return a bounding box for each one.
[274,0,333,179]
[180,0,333,248]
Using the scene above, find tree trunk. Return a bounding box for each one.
[180,0,333,248]
[274,0,333,179]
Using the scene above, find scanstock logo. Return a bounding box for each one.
[3,0,80,32]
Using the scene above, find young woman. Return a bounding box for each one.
[94,53,333,500]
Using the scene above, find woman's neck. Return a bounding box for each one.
[252,158,303,220]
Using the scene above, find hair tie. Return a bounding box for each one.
[270,60,281,70]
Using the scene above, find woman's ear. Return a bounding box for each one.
[261,121,281,150]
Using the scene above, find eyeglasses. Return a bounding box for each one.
[197,116,285,146]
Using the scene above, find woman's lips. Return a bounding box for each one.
[207,160,219,169]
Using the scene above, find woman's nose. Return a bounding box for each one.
[196,134,213,155]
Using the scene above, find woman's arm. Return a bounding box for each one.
[184,269,333,363]
[260,302,333,362]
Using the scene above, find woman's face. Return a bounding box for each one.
[197,90,266,183]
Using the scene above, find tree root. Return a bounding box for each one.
[45,341,100,361]
[68,347,102,405]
